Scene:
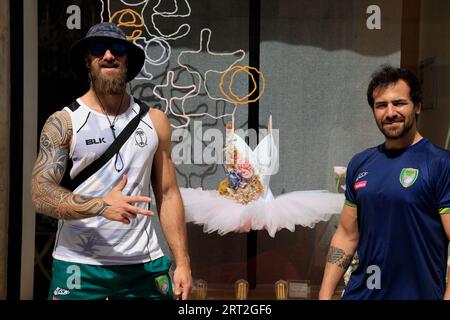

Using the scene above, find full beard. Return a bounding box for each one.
[89,64,127,95]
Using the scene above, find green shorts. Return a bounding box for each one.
[48,256,174,300]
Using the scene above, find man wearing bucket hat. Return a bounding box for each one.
[31,22,192,300]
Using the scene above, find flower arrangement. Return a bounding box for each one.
[218,147,264,205]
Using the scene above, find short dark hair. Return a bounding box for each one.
[367,65,422,109]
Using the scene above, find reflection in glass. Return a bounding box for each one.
[194,279,208,300]
[275,280,288,300]
[235,279,249,300]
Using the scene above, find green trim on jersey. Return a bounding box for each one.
[345,200,357,208]
[439,208,450,215]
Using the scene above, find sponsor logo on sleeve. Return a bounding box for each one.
[354,181,367,190]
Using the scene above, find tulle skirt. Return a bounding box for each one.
[180,188,345,237]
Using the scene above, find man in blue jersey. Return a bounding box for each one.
[319,65,450,300]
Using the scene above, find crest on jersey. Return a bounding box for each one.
[155,275,170,295]
[134,128,148,148]
[399,168,419,188]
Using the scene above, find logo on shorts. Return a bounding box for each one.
[155,275,170,295]
[399,168,419,188]
[53,287,70,296]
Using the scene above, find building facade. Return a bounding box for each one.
[1,0,449,299]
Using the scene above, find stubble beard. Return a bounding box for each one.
[379,118,414,140]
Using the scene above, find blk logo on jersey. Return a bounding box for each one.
[85,137,106,145]
[399,168,419,188]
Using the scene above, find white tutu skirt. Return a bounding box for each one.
[180,188,345,237]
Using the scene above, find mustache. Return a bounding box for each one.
[99,62,121,68]
[382,117,404,125]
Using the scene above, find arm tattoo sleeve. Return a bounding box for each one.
[327,246,354,270]
[31,111,110,220]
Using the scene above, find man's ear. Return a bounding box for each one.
[415,103,422,115]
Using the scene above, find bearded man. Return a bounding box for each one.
[319,65,450,300]
[31,22,192,300]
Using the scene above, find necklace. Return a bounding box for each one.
[95,91,125,137]
[94,91,126,172]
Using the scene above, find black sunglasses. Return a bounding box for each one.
[88,42,128,57]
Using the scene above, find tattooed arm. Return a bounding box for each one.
[319,204,359,300]
[31,110,104,219]
[31,111,153,222]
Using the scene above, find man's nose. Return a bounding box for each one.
[386,103,398,118]
[102,49,115,60]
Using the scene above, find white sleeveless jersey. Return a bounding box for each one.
[52,97,164,265]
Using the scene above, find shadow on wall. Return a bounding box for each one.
[149,0,401,56]
[259,0,401,57]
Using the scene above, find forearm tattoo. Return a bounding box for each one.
[31,111,109,220]
[327,246,353,269]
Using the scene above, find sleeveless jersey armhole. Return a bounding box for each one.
[62,107,76,159]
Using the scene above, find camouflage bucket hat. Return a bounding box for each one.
[69,22,145,82]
